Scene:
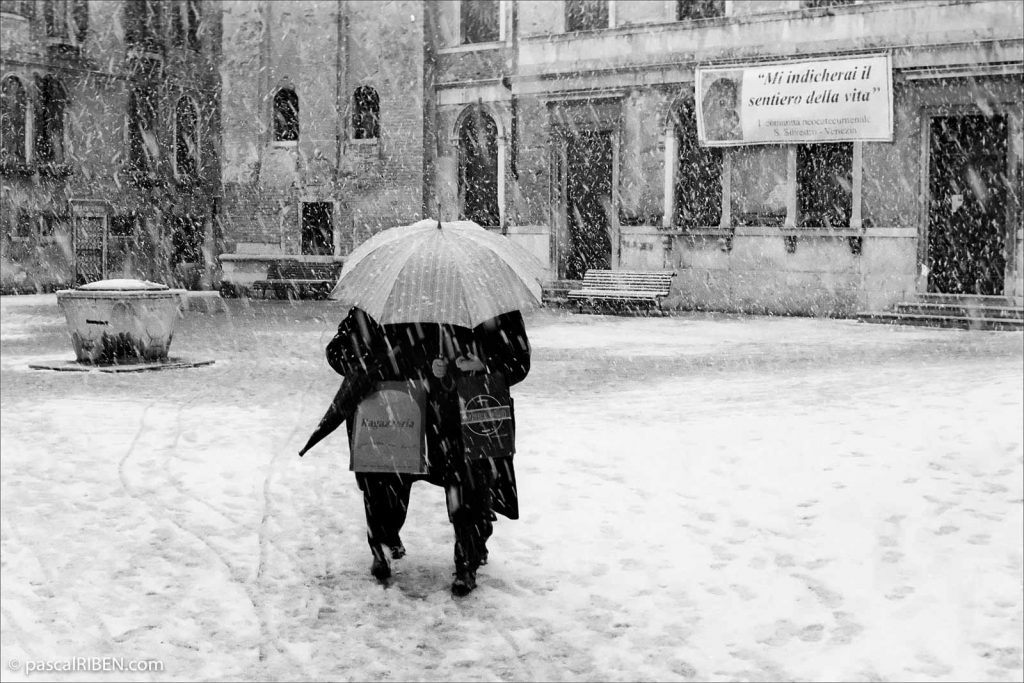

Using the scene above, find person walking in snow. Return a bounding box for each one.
[313,306,531,596]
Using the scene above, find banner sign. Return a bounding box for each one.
[696,54,893,146]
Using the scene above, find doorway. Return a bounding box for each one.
[564,130,613,281]
[301,202,334,256]
[927,114,1008,295]
[74,215,105,284]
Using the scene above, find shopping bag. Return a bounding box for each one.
[350,380,428,474]
[457,373,515,460]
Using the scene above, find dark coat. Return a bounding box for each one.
[324,308,531,519]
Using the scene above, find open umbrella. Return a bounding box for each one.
[328,219,546,329]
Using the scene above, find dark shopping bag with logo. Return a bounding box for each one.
[457,373,515,460]
[350,380,428,474]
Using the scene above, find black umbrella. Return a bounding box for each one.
[298,376,367,457]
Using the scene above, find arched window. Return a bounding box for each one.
[352,86,379,140]
[34,75,66,164]
[0,76,28,163]
[458,106,499,227]
[273,88,298,142]
[128,85,159,176]
[44,0,88,44]
[175,96,199,179]
[172,0,201,50]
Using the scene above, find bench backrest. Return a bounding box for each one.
[580,270,674,293]
[268,261,338,280]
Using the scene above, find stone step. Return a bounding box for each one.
[541,280,582,306]
[914,293,1017,307]
[857,312,1024,331]
[894,302,1024,320]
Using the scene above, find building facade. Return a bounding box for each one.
[216,0,432,288]
[6,1,1020,316]
[0,0,222,293]
[429,0,1023,314]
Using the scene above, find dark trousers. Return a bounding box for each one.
[447,457,495,572]
[354,462,494,572]
[355,473,414,556]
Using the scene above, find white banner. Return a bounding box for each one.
[696,54,893,146]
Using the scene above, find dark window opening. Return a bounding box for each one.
[34,75,66,165]
[458,106,500,228]
[14,210,34,238]
[565,0,608,32]
[175,96,199,180]
[273,88,299,142]
[40,213,69,238]
[0,1,35,18]
[461,0,499,44]
[509,96,518,179]
[565,130,614,280]
[801,0,855,7]
[125,0,162,51]
[352,86,379,140]
[128,85,159,177]
[674,99,722,228]
[110,215,136,237]
[797,143,853,228]
[1,76,27,163]
[301,202,334,256]
[676,0,724,20]
[168,214,204,267]
[44,0,67,38]
[172,0,201,49]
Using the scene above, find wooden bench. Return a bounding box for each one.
[566,269,676,314]
[251,260,339,300]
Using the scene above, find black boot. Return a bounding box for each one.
[388,536,406,559]
[370,545,391,583]
[451,565,477,597]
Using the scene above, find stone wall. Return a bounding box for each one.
[219,0,428,263]
[1,1,221,292]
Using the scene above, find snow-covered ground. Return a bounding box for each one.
[1,294,1022,682]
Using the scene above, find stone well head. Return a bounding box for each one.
[56,279,187,364]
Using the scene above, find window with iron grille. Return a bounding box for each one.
[565,0,608,32]
[461,0,499,44]
[273,88,299,142]
[352,86,379,140]
[797,143,853,228]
